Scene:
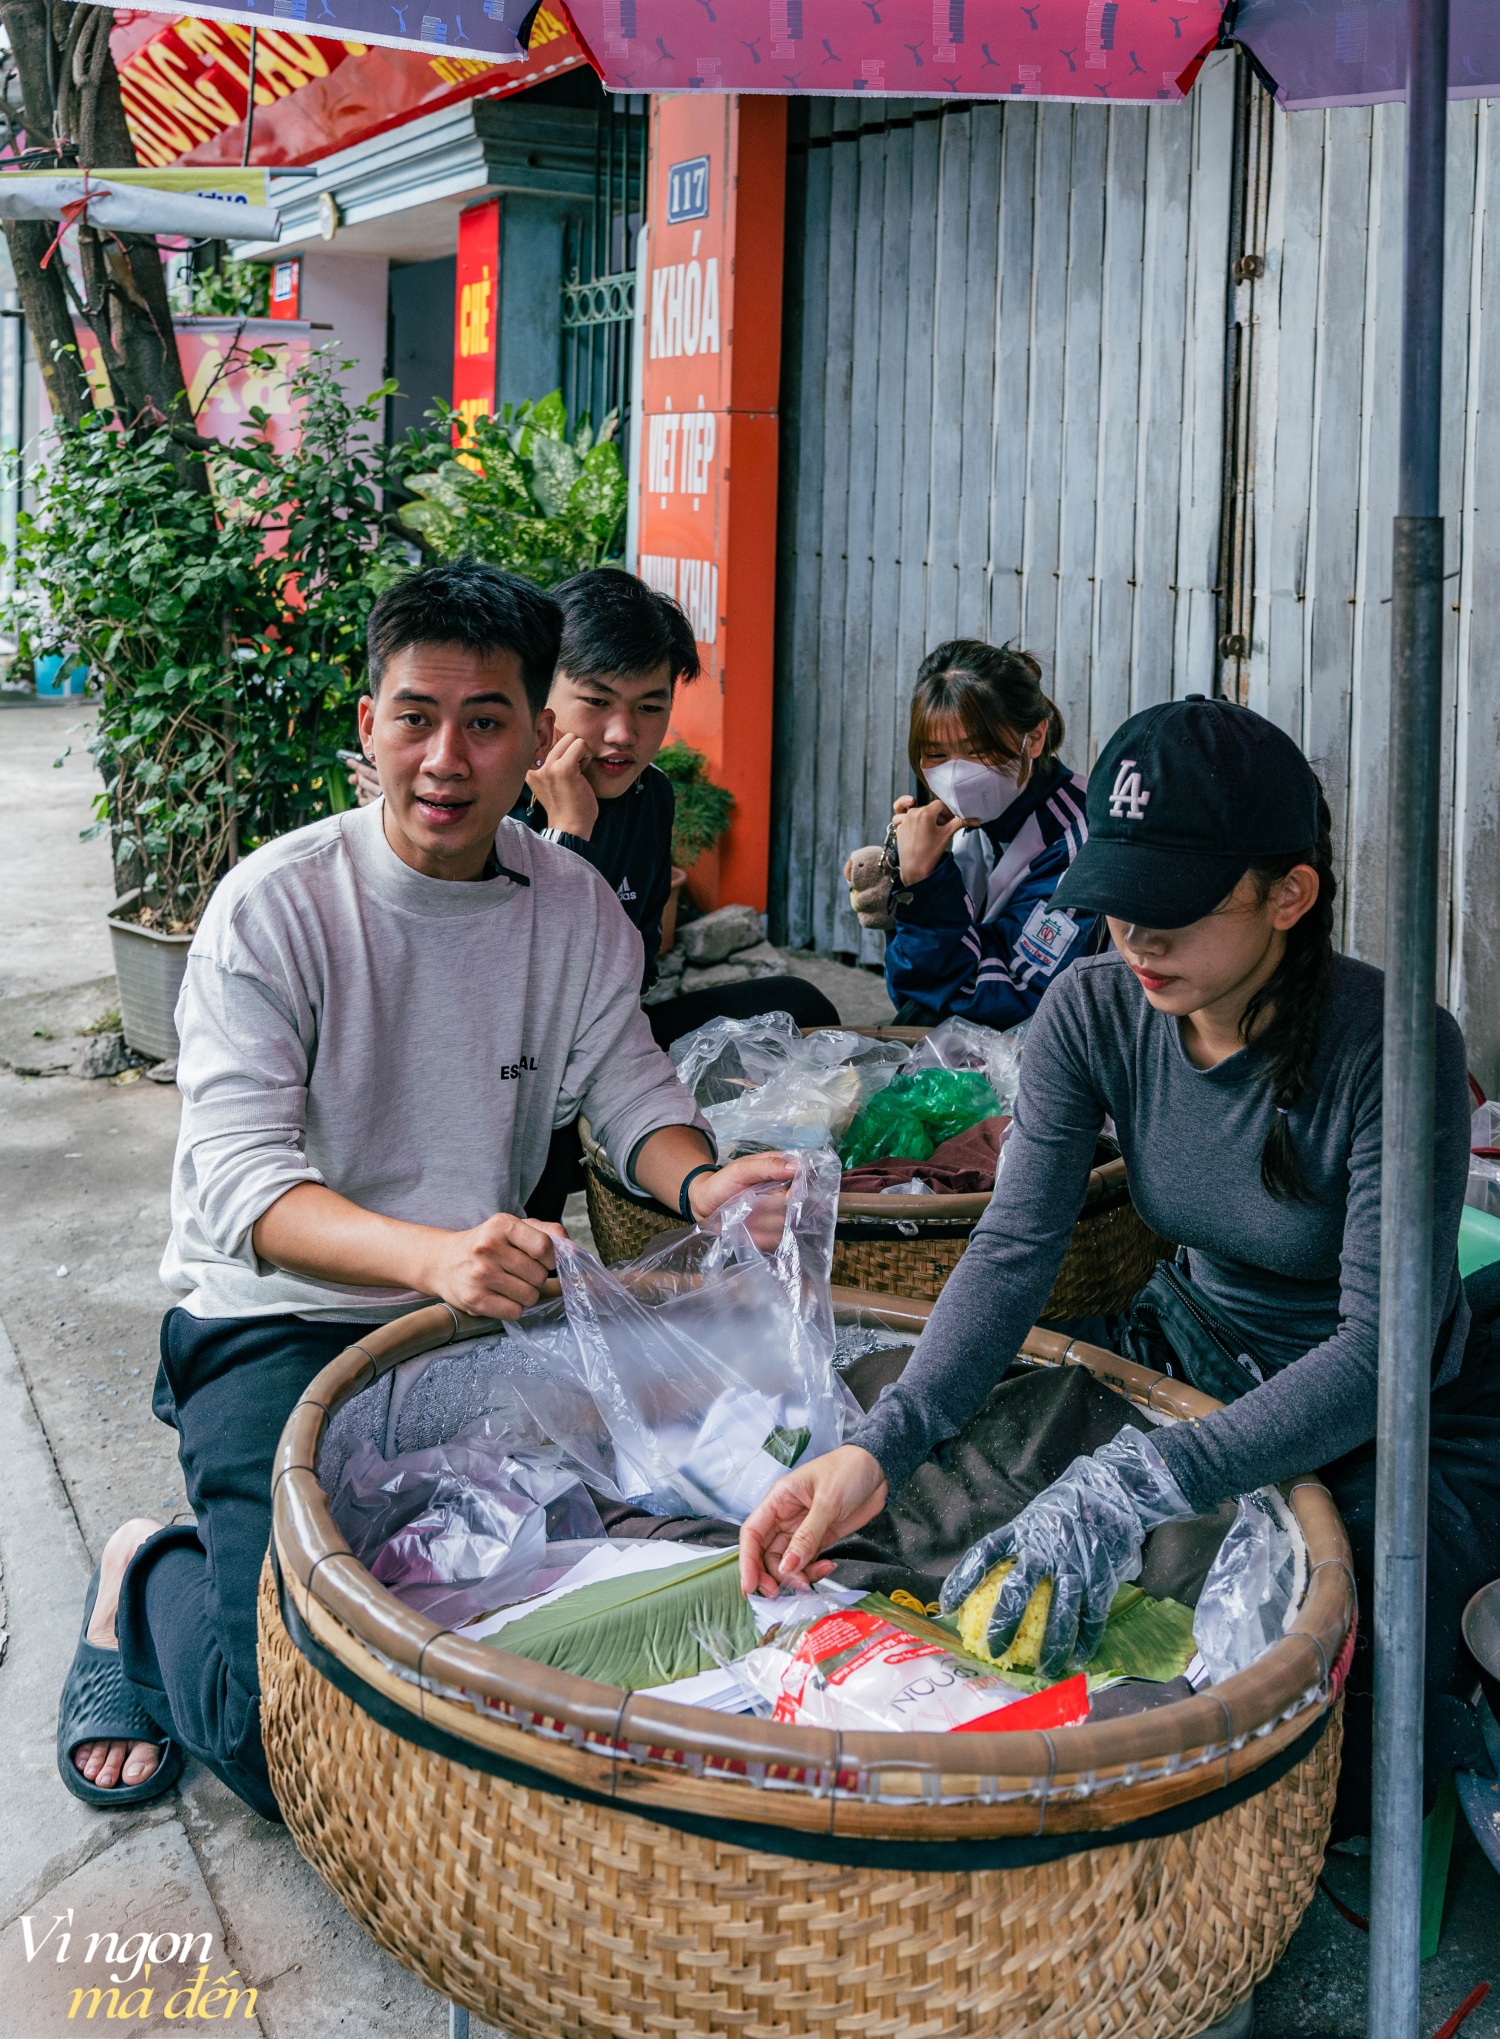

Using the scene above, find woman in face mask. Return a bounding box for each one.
[849,640,1099,1030]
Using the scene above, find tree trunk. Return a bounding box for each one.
[0,0,197,457]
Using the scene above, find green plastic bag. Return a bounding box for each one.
[838,1069,1001,1169]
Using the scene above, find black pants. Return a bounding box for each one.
[526,975,842,1221]
[116,1310,373,1822]
[645,972,839,1051]
[1321,1266,1500,1831]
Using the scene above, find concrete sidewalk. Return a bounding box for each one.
[1,692,1496,2039]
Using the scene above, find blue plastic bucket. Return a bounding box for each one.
[35,653,88,696]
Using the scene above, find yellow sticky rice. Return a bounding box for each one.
[956,1560,1053,1671]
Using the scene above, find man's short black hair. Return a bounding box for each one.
[367,561,562,711]
[553,568,700,687]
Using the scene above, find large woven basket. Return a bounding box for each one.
[262,1290,1355,2039]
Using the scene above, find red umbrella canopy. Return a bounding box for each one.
[559,0,1226,100]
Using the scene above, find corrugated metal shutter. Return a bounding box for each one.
[771,67,1500,1086]
[1244,96,1500,1087]
[771,54,1239,960]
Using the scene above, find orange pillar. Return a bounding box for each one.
[636,96,786,913]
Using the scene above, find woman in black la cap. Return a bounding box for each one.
[741,695,1500,1831]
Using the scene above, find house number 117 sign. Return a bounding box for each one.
[666,155,710,223]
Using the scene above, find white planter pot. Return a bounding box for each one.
[108,896,192,1062]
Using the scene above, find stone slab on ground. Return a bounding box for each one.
[175,1771,464,2039]
[679,902,761,964]
[777,948,894,1028]
[679,961,757,993]
[0,978,120,1078]
[0,1068,188,1549]
[0,700,115,1003]
[1,1820,248,2039]
[0,1315,173,1931]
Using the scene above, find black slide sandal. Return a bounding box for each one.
[56,1564,185,1808]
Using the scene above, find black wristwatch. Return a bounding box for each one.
[882,819,913,907]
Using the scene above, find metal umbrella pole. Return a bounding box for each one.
[1370,0,1451,2030]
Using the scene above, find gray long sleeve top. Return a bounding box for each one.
[162,801,709,1322]
[850,951,1471,1513]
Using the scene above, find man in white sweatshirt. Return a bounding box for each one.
[58,561,788,1818]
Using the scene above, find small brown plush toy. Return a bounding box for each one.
[844,844,895,931]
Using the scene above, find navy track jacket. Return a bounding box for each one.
[884,755,1098,1030]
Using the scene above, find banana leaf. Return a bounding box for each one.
[485,1547,756,1691]
[1085,1585,1197,1685]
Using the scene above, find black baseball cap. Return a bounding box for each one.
[1051,697,1321,929]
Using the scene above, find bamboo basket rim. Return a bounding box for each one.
[270,1285,1355,1838]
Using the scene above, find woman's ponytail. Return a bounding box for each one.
[1239,783,1338,1202]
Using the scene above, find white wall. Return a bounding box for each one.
[296,251,391,413]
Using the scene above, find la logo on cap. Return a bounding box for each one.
[1108,759,1151,822]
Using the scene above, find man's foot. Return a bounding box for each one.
[73,1518,163,1790]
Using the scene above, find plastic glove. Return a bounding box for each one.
[938,1429,1195,1677]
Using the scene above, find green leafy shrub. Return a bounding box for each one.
[657,740,734,870]
[397,391,627,586]
[171,258,271,319]
[8,350,410,929]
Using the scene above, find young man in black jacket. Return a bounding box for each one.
[519,570,836,1214]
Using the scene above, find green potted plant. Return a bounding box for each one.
[655,740,735,949]
[9,351,407,1059]
[395,390,628,585]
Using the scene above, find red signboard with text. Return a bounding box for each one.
[110,7,589,171]
[636,96,785,912]
[453,198,500,445]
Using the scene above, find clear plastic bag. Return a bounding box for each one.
[329,1438,604,1626]
[1469,1101,1500,1217]
[1191,1490,1300,1682]
[901,1015,1029,1117]
[495,1147,859,1520]
[670,1013,906,1157]
[670,1010,803,1104]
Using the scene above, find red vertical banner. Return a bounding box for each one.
[268,257,300,321]
[637,97,786,913]
[453,198,500,446]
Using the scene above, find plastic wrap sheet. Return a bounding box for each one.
[1469,1102,1500,1218]
[902,1016,1029,1118]
[1191,1490,1300,1682]
[670,1013,907,1157]
[328,1439,605,1626]
[517,1149,856,1518]
[421,1149,856,1524]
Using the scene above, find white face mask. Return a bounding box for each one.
[922,756,1023,826]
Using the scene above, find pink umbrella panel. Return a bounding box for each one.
[557,0,1227,102]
